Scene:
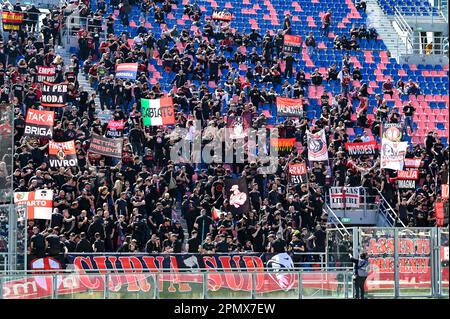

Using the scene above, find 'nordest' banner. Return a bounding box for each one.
[276,97,303,117]
[24,109,54,138]
[40,82,68,107]
[345,141,377,156]
[89,133,123,158]
[115,63,138,80]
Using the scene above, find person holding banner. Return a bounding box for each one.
[350,252,369,299]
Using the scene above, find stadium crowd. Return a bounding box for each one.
[0,0,447,261]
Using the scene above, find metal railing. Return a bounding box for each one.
[375,188,406,227]
[393,4,446,24]
[0,270,354,299]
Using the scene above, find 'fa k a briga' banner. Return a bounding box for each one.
[48,140,78,168]
[270,138,296,152]
[380,139,408,170]
[24,109,54,139]
[288,163,308,184]
[345,141,377,156]
[329,187,361,209]
[37,66,56,83]
[141,97,175,126]
[89,134,123,159]
[283,35,302,53]
[276,97,303,117]
[307,130,328,161]
[40,82,68,107]
[396,170,419,189]
[2,11,24,31]
[105,120,125,138]
[381,123,403,142]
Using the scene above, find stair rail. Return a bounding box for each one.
[375,188,406,227]
[324,203,351,237]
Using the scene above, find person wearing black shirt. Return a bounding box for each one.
[289,231,306,263]
[187,230,201,253]
[30,227,46,258]
[93,233,105,252]
[269,233,286,253]
[45,229,62,257]
[76,232,93,253]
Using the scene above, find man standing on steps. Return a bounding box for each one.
[194,209,214,242]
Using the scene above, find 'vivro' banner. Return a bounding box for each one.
[24,109,54,138]
[89,134,123,159]
[283,35,302,53]
[37,66,56,83]
[48,140,78,168]
[276,97,303,117]
[40,82,68,107]
[345,141,377,156]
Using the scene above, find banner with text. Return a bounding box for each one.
[329,187,361,209]
[276,97,303,117]
[24,109,54,139]
[37,66,56,83]
[40,82,68,107]
[283,35,302,53]
[89,134,123,159]
[345,141,377,156]
[288,163,308,185]
[49,140,78,168]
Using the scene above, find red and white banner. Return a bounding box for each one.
[37,66,56,83]
[13,190,53,220]
[276,97,303,117]
[404,158,421,168]
[288,163,308,184]
[397,170,419,180]
[329,187,360,209]
[307,130,328,161]
[24,109,54,138]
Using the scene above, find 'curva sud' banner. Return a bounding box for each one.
[2,252,342,299]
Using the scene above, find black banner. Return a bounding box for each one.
[89,133,123,159]
[224,177,250,216]
[40,81,68,107]
[105,120,125,138]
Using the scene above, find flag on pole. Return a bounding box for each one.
[141,97,176,126]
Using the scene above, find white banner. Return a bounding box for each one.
[307,129,328,161]
[14,190,53,220]
[329,187,361,209]
[380,139,408,170]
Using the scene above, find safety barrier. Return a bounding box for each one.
[0,270,354,299]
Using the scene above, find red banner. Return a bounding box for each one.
[276,97,303,117]
[345,141,377,156]
[397,170,419,180]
